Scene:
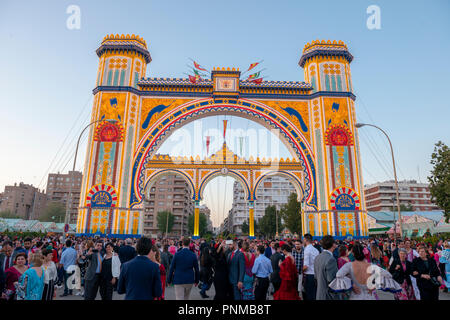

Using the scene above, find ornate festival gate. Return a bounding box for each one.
[75,34,368,239]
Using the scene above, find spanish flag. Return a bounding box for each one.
[250,78,263,84]
[189,75,197,83]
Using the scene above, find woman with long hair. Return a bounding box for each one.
[16,252,45,300]
[273,244,300,300]
[240,241,255,300]
[150,244,166,300]
[370,244,383,268]
[199,246,214,298]
[211,240,232,300]
[99,242,121,300]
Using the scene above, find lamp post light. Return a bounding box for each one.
[355,123,403,238]
[64,119,118,237]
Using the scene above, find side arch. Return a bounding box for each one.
[143,169,196,200]
[198,170,251,201]
[253,171,305,202]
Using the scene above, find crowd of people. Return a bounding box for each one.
[0,233,449,301]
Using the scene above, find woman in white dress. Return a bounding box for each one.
[329,243,401,300]
[41,248,58,300]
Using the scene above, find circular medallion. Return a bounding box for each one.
[94,121,124,142]
[325,125,353,146]
[86,184,118,208]
[330,187,360,211]
[220,167,229,175]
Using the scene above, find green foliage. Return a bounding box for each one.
[156,210,174,235]
[41,202,66,222]
[1,230,47,239]
[258,205,283,238]
[280,193,302,235]
[399,203,413,211]
[188,212,208,237]
[240,219,259,236]
[411,233,450,246]
[428,141,450,222]
[0,210,22,219]
[241,220,249,235]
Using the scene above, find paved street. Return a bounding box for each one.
[54,283,450,301]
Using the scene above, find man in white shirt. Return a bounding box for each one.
[302,233,319,300]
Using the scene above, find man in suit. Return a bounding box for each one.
[264,241,275,259]
[0,241,13,273]
[270,242,285,294]
[117,237,162,300]
[118,238,137,264]
[314,235,341,300]
[83,240,104,300]
[167,237,199,300]
[227,239,245,300]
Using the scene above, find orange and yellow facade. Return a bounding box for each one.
[76,34,368,239]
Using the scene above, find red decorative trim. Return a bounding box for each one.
[325,124,353,146]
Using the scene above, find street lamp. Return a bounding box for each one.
[64,119,118,234]
[275,209,279,239]
[355,123,403,237]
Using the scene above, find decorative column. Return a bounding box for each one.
[248,201,255,239]
[193,201,200,239]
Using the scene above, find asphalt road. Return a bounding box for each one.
[54,283,450,301]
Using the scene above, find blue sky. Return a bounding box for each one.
[0,1,449,226]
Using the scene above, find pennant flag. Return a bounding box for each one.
[223,120,228,139]
[193,61,208,72]
[189,75,197,83]
[247,71,261,80]
[247,62,260,72]
[193,69,202,76]
[239,136,244,156]
[250,78,263,84]
[206,136,211,155]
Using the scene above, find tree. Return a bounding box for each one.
[188,212,208,237]
[40,202,66,222]
[241,219,259,236]
[156,210,174,235]
[428,141,450,222]
[0,210,21,219]
[399,203,413,211]
[241,220,249,235]
[280,193,302,235]
[258,205,283,238]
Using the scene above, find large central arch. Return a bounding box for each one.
[130,98,317,211]
[77,35,369,239]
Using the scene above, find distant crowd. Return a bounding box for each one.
[0,234,449,300]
